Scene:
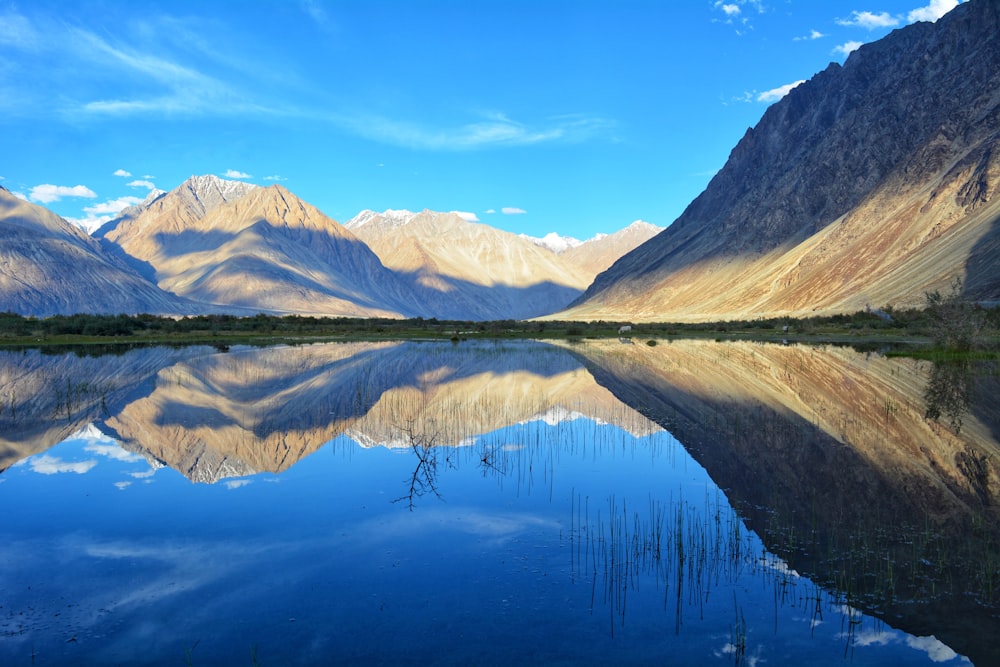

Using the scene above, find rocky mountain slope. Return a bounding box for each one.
[98,175,415,317]
[0,186,197,316]
[561,0,1000,322]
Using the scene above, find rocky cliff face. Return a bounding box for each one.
[564,0,1000,322]
[0,187,197,316]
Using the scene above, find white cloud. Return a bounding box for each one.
[65,196,144,232]
[113,168,132,177]
[905,635,960,662]
[224,479,252,490]
[29,455,97,475]
[711,0,764,30]
[834,40,864,56]
[84,442,145,463]
[502,207,527,215]
[126,179,156,189]
[794,29,826,41]
[836,10,900,29]
[453,211,479,222]
[908,0,960,22]
[262,174,286,181]
[29,184,98,203]
[223,169,251,179]
[11,191,28,201]
[84,196,143,216]
[757,80,806,103]
[485,209,496,214]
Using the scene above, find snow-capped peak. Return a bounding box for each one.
[344,209,417,229]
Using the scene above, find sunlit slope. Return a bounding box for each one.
[100,176,412,317]
[346,210,592,320]
[557,220,663,279]
[560,0,1000,322]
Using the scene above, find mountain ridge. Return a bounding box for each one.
[561,0,1000,322]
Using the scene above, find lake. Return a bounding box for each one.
[0,339,997,665]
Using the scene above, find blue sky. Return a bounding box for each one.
[0,0,963,239]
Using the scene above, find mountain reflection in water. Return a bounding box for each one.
[0,340,996,666]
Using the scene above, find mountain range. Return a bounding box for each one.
[1,0,997,322]
[0,177,660,320]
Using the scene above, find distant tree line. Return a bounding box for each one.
[0,299,996,350]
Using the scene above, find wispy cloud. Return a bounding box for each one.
[0,9,42,50]
[263,174,286,181]
[453,211,479,222]
[908,0,960,22]
[835,10,900,29]
[127,179,156,189]
[342,112,612,151]
[223,169,251,179]
[29,184,97,203]
[113,168,132,177]
[502,207,527,215]
[757,80,805,103]
[5,8,614,153]
[300,0,337,32]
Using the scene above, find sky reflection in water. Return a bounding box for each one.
[0,341,983,666]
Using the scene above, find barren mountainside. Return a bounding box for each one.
[99,176,414,317]
[563,0,1000,322]
[558,220,664,277]
[346,209,592,319]
[0,186,196,316]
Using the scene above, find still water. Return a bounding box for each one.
[0,340,996,665]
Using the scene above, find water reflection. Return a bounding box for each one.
[923,359,976,433]
[561,339,1000,666]
[0,340,996,665]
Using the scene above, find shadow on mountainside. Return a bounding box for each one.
[395,269,584,321]
[101,225,585,320]
[962,207,1000,304]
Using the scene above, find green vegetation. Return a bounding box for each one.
[0,302,996,351]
